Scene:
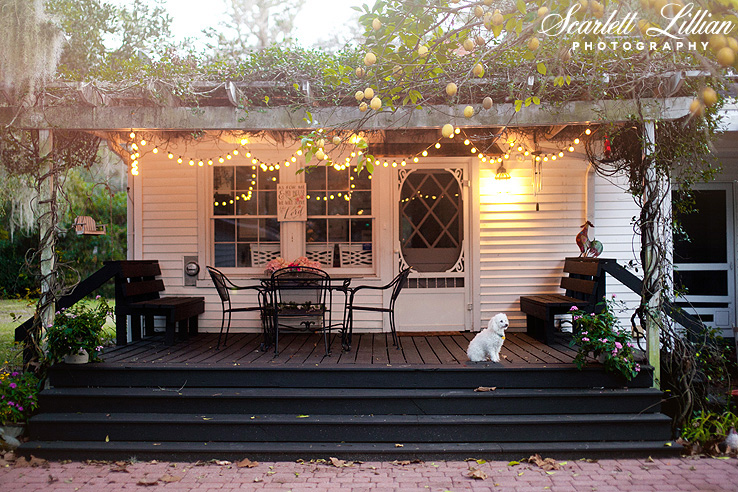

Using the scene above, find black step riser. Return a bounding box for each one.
[30,419,671,443]
[18,441,682,462]
[38,394,662,415]
[47,366,654,389]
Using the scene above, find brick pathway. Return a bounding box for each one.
[1,455,737,491]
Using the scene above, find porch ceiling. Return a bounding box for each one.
[0,97,692,131]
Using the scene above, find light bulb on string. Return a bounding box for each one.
[435,143,441,149]
[585,128,592,135]
[152,147,159,154]
[167,152,174,159]
[574,138,580,144]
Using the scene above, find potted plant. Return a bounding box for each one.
[45,296,111,364]
[0,369,39,449]
[570,295,642,380]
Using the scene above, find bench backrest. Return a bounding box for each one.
[559,257,605,309]
[106,260,165,312]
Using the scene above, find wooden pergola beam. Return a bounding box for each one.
[0,97,692,131]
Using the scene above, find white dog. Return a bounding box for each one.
[467,313,509,362]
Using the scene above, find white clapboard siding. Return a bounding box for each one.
[594,172,642,332]
[478,157,588,329]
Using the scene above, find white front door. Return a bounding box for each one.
[673,183,735,337]
[393,164,471,332]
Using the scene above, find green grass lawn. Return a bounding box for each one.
[0,298,116,370]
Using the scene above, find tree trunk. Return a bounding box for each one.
[37,130,57,340]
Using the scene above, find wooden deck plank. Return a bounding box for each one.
[425,336,459,365]
[97,332,582,368]
[439,335,469,364]
[412,336,441,365]
[399,337,424,365]
[353,334,374,365]
[372,333,390,365]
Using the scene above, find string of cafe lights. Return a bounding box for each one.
[125,127,594,178]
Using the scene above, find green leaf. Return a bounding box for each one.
[523,51,535,61]
[514,100,523,112]
[532,96,541,105]
[566,75,572,85]
[537,62,547,76]
[554,76,563,86]
[508,460,520,466]
[516,19,523,35]
[293,83,300,91]
[492,25,502,37]
[524,97,532,107]
[516,0,527,14]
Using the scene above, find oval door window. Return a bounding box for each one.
[399,170,462,272]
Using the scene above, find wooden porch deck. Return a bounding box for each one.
[101,331,593,367]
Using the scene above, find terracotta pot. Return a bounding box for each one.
[64,349,89,364]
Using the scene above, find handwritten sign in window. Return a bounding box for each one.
[277,183,307,222]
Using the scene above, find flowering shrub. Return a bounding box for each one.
[45,297,112,363]
[264,256,321,275]
[570,295,641,380]
[0,370,39,424]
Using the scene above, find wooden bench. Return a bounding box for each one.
[519,257,608,344]
[108,260,205,346]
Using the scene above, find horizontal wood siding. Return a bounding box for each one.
[594,172,642,330]
[478,157,588,329]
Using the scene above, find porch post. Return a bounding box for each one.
[642,120,667,388]
[37,129,57,335]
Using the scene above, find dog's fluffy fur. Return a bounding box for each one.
[467,313,509,362]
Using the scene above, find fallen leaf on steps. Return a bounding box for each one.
[474,386,497,392]
[329,457,351,467]
[527,454,560,471]
[159,474,181,483]
[136,479,159,486]
[468,467,488,480]
[236,458,258,468]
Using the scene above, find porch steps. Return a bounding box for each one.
[20,364,679,461]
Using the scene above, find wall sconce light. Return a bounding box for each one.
[495,164,511,180]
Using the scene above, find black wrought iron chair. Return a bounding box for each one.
[268,266,332,356]
[206,266,269,350]
[345,267,411,350]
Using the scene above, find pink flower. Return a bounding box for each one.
[570,305,579,311]
[615,342,623,349]
[612,294,617,298]
[582,337,590,342]
[635,363,641,373]
[9,383,16,389]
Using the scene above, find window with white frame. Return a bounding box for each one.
[305,166,373,269]
[212,164,280,268]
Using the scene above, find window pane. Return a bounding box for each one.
[328,219,349,242]
[237,219,259,242]
[214,219,235,242]
[327,194,349,215]
[351,219,373,242]
[306,219,327,242]
[260,167,278,190]
[237,243,251,268]
[307,192,326,215]
[350,191,371,215]
[235,193,257,215]
[260,218,280,242]
[328,168,348,191]
[214,243,235,268]
[353,172,372,190]
[213,192,234,215]
[213,167,233,193]
[259,191,277,215]
[236,167,256,190]
[305,166,326,191]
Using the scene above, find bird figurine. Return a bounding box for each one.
[587,239,604,258]
[576,221,594,256]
